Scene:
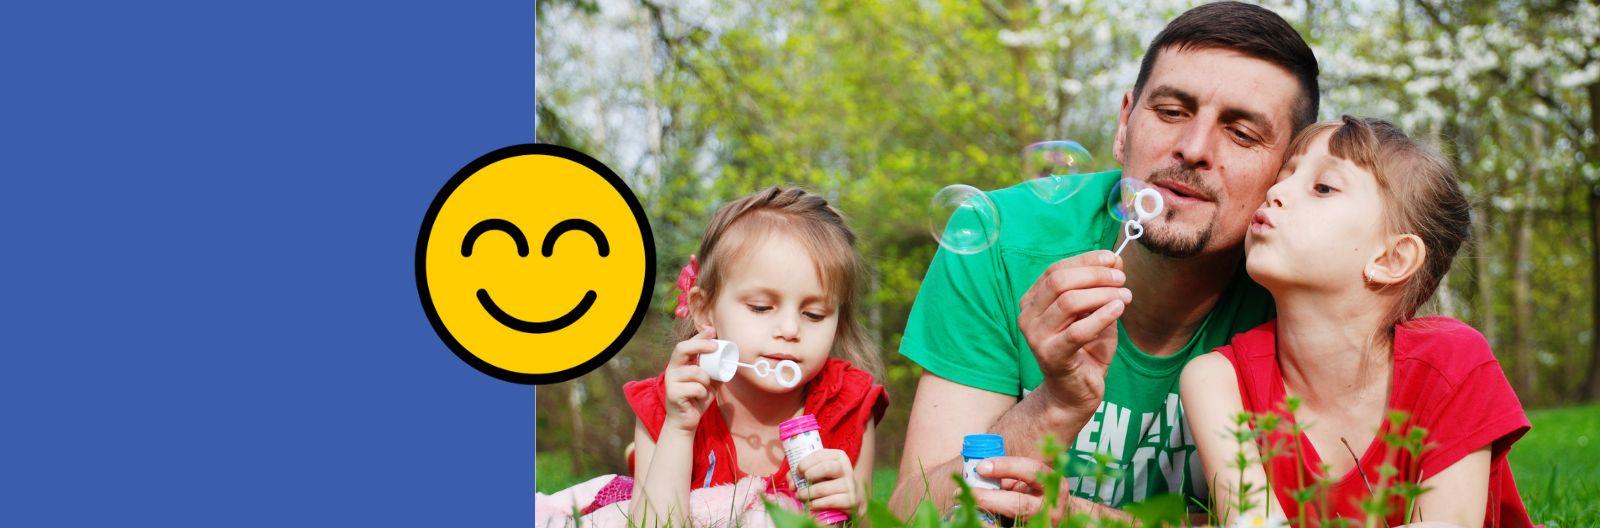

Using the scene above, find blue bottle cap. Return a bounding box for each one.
[961,433,1005,459]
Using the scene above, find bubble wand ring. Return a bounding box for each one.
[699,340,804,388]
[1113,187,1163,256]
[749,359,803,387]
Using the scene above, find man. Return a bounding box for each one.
[890,2,1319,519]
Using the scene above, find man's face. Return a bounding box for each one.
[1113,46,1302,259]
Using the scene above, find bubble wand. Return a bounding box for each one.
[1113,183,1164,256]
[698,339,803,388]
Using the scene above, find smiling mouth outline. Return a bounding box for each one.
[477,288,596,333]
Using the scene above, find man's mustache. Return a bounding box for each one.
[1146,166,1220,203]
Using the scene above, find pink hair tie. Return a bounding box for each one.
[673,255,700,319]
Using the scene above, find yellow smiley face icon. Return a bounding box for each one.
[417,144,655,384]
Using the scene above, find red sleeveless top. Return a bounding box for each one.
[1214,317,1532,527]
[623,358,889,494]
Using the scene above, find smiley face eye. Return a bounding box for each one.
[461,218,529,257]
[543,218,610,257]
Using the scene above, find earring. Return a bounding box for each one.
[1362,270,1374,284]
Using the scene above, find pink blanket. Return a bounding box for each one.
[536,475,804,527]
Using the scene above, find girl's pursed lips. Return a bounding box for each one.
[1252,209,1275,228]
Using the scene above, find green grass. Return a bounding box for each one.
[1509,403,1600,527]
[871,468,898,504]
[536,451,585,494]
[539,404,1600,524]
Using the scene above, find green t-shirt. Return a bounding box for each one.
[899,170,1274,508]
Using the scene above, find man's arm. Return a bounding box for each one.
[888,373,1097,517]
[889,373,1012,517]
[892,250,1128,517]
[988,374,1099,460]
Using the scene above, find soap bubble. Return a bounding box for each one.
[1023,140,1094,203]
[929,184,1001,255]
[1107,178,1140,222]
[1107,178,1163,222]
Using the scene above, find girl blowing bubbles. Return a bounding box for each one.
[624,187,889,526]
[1182,116,1532,527]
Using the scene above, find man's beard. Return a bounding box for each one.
[1139,165,1221,258]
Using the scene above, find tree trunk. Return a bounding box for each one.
[1436,271,1457,318]
[1582,79,1600,402]
[1474,203,1496,347]
[569,382,585,475]
[1511,172,1536,399]
[636,12,665,194]
[1586,186,1600,401]
[1472,144,1497,355]
[869,268,884,350]
[1006,0,1030,150]
[1430,121,1457,317]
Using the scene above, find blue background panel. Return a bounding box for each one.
[3,1,538,524]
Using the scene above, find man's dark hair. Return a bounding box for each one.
[1132,1,1319,133]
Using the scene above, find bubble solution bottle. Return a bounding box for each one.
[961,433,1006,525]
[779,415,849,525]
[961,433,1005,488]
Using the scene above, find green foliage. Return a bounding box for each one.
[949,476,983,527]
[766,499,825,528]
[1121,494,1185,527]
[554,405,1599,526]
[867,500,910,528]
[1213,400,1440,527]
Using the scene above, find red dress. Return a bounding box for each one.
[1214,317,1533,527]
[623,358,889,494]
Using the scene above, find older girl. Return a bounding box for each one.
[1182,116,1532,527]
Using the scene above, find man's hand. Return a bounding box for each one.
[969,456,1132,523]
[1018,250,1128,412]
